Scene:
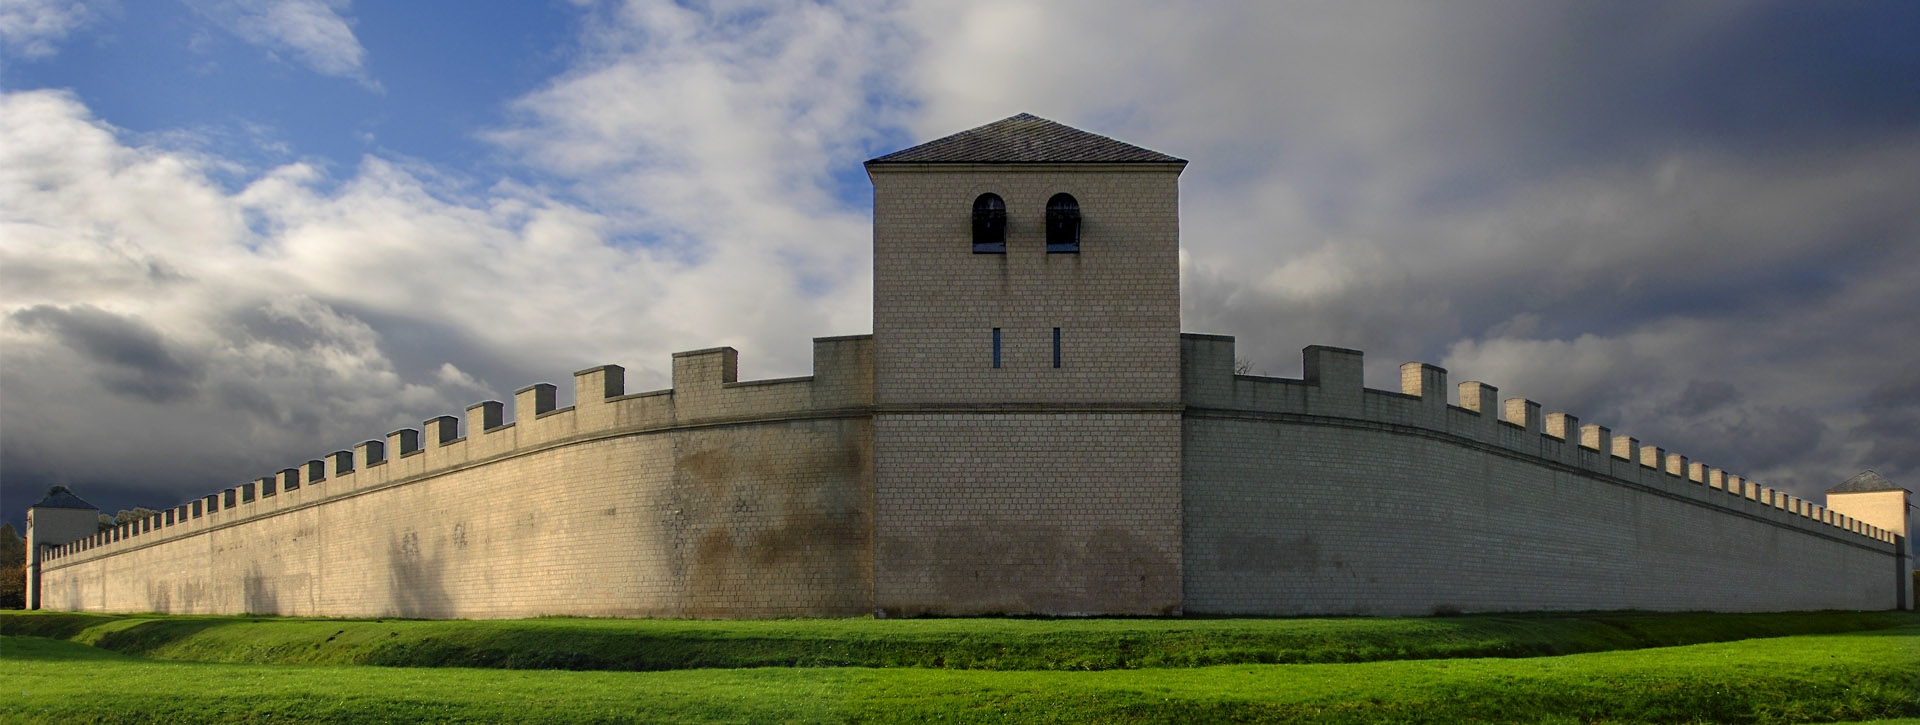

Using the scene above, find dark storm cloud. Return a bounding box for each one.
[1675,380,1740,416]
[230,304,335,352]
[1124,2,1920,500]
[1450,5,1918,172]
[323,303,556,409]
[10,304,204,402]
[1858,370,1920,479]
[1640,403,1831,474]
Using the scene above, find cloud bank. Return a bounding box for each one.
[4,0,1918,523]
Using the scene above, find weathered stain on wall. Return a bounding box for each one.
[38,337,876,619]
[31,334,1908,617]
[1180,335,1906,615]
[868,162,1188,617]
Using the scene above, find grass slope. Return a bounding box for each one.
[2,609,1913,671]
[4,624,1918,724]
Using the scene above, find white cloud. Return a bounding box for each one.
[0,90,457,490]
[181,0,376,87]
[488,0,912,367]
[6,1,1920,516]
[0,82,868,507]
[0,0,93,58]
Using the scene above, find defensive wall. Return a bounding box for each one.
[34,336,877,619]
[33,332,1909,619]
[26,112,1912,618]
[1180,334,1910,615]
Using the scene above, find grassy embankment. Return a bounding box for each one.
[3,609,1913,671]
[3,610,1917,724]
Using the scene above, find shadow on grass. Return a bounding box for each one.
[1,635,141,662]
[2,610,1914,674]
[89,618,232,656]
[0,612,125,640]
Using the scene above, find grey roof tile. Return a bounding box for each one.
[1827,470,1904,494]
[32,488,97,510]
[867,113,1185,165]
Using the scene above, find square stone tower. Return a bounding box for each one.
[24,488,100,610]
[865,113,1187,615]
[1826,471,1914,609]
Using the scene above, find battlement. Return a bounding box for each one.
[39,335,875,568]
[1180,334,1901,550]
[33,112,1906,618]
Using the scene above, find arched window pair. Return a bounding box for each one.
[972,193,1079,253]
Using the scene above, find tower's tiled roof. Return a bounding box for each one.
[867,113,1185,165]
[31,489,97,510]
[1827,470,1903,494]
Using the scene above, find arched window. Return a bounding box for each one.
[972,193,1006,253]
[1046,193,1080,253]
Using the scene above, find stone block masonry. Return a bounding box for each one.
[867,162,1187,616]
[33,332,1907,617]
[1180,334,1904,615]
[873,411,1183,616]
[869,165,1183,406]
[37,337,877,618]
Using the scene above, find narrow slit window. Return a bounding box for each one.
[992,327,1002,368]
[1052,327,1062,368]
[973,193,1006,253]
[1046,193,1080,253]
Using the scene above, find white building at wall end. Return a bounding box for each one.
[1826,470,1916,591]
[23,488,100,611]
[24,113,1916,617]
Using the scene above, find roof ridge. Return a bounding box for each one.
[867,113,1185,165]
[1827,469,1904,494]
[32,488,98,510]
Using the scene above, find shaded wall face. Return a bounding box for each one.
[873,412,1183,616]
[27,508,98,551]
[24,507,98,609]
[38,418,875,619]
[1183,418,1898,615]
[870,167,1183,406]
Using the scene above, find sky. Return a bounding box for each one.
[3,0,1918,531]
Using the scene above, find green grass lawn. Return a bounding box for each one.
[3,611,1916,724]
[2,609,1912,671]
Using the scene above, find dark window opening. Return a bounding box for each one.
[1052,327,1062,368]
[992,328,1002,368]
[1046,193,1080,253]
[973,193,1006,253]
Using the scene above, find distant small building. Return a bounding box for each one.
[1827,470,1916,573]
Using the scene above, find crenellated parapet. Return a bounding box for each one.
[39,335,875,569]
[1180,334,1900,550]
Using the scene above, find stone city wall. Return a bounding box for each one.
[37,336,876,618]
[35,330,1905,618]
[1180,334,1905,616]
